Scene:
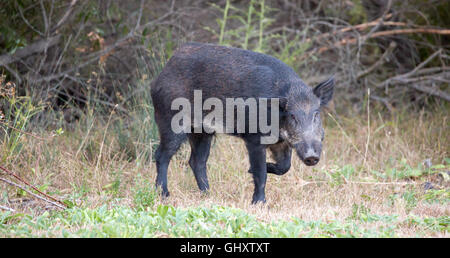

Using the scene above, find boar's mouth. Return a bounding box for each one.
[280,128,322,166]
[293,142,321,166]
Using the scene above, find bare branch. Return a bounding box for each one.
[376,49,443,88]
[2,64,22,84]
[408,83,450,102]
[0,35,61,67]
[304,13,402,44]
[309,28,450,57]
[362,0,393,42]
[0,165,67,208]
[51,0,78,33]
[25,8,176,84]
[135,0,144,31]
[357,41,397,80]
[16,2,44,37]
[0,177,65,210]
[40,0,49,35]
[394,49,443,80]
[0,205,15,212]
[370,95,394,112]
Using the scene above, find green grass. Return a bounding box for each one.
[1,203,448,238]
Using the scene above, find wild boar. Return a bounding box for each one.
[151,42,334,204]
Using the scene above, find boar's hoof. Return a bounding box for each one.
[156,188,170,198]
[251,196,267,205]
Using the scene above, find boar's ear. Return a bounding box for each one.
[313,76,334,107]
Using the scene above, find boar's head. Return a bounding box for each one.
[280,77,334,166]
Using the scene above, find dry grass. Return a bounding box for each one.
[0,104,448,237]
[160,107,449,224]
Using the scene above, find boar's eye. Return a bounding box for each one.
[290,113,298,124]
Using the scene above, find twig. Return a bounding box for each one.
[28,6,176,84]
[375,49,446,91]
[2,64,23,84]
[356,41,397,80]
[303,13,410,45]
[358,0,393,49]
[392,49,443,81]
[3,2,175,85]
[369,27,450,37]
[135,0,144,31]
[307,27,450,57]
[16,2,44,37]
[51,0,78,33]
[413,67,450,76]
[0,35,61,66]
[0,165,67,208]
[346,181,418,186]
[392,74,450,84]
[370,95,394,112]
[0,205,15,212]
[299,180,328,187]
[300,179,418,186]
[0,177,65,209]
[40,0,49,35]
[409,83,450,102]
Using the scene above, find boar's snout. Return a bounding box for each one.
[304,155,319,166]
[295,140,322,166]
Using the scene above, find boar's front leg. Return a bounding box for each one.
[267,141,291,175]
[245,138,267,204]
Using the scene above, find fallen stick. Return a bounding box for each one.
[0,205,16,212]
[0,165,67,208]
[300,179,418,187]
[0,177,66,209]
[346,180,418,185]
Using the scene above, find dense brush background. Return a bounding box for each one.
[0,0,448,237]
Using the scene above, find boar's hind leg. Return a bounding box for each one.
[267,142,292,175]
[155,132,186,197]
[188,134,212,192]
[245,139,267,204]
